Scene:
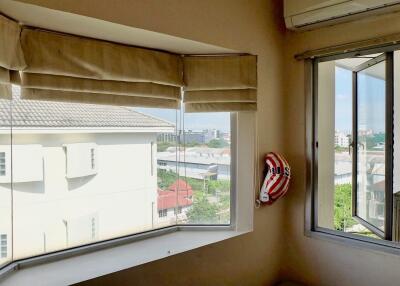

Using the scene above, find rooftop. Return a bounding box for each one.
[157,180,193,210]
[0,98,174,129]
[158,147,230,166]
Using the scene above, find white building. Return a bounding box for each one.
[204,129,219,143]
[157,147,231,180]
[0,98,174,263]
[157,179,193,225]
[335,131,350,148]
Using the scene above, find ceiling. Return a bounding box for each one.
[0,0,238,55]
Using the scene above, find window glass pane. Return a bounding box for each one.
[135,107,180,228]
[11,87,179,260]
[316,55,384,239]
[4,86,232,263]
[179,112,231,225]
[0,93,11,266]
[356,61,386,232]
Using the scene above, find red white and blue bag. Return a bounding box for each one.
[257,152,291,205]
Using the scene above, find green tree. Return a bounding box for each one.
[208,180,230,195]
[157,142,173,152]
[334,184,357,231]
[207,139,229,148]
[187,193,219,224]
[157,170,178,190]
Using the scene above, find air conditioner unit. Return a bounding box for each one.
[284,0,400,30]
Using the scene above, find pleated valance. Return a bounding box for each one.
[0,15,26,99]
[16,28,183,108]
[0,17,257,111]
[183,55,257,112]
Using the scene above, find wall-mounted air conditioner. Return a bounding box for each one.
[284,0,400,30]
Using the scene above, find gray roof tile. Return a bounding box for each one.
[0,98,174,129]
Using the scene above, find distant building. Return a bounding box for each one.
[184,130,206,144]
[157,132,177,143]
[220,132,231,144]
[158,129,226,145]
[0,98,174,263]
[204,129,219,143]
[335,132,350,148]
[157,147,231,180]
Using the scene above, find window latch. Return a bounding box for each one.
[349,141,354,155]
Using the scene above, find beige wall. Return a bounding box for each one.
[282,12,400,286]
[11,1,287,285]
[9,1,400,286]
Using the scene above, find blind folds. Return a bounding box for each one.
[0,16,257,111]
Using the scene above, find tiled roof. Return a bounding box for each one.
[157,189,193,210]
[157,180,194,210]
[168,179,193,193]
[0,98,174,129]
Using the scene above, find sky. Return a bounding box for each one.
[133,107,231,132]
[137,64,385,135]
[335,66,385,134]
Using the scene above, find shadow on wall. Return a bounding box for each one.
[7,181,45,194]
[275,281,307,286]
[68,175,96,191]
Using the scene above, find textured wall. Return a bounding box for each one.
[14,2,400,286]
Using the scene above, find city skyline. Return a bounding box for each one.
[133,108,231,132]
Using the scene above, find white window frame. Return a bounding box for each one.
[0,112,255,285]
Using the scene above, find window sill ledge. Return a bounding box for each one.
[1,228,251,286]
[307,228,400,257]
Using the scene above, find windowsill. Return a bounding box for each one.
[0,228,251,286]
[306,227,400,257]
[0,112,256,285]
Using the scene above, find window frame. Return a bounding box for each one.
[349,53,394,239]
[305,43,400,254]
[0,111,256,283]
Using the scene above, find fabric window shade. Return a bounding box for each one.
[21,88,179,109]
[0,67,10,84]
[18,28,184,108]
[0,15,26,99]
[16,73,180,100]
[0,67,10,99]
[183,55,257,112]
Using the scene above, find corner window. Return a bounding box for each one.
[311,49,400,243]
[0,87,234,267]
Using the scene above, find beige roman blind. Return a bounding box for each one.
[17,28,183,108]
[0,21,258,110]
[0,15,26,99]
[183,55,257,112]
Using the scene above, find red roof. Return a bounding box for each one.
[168,179,193,195]
[157,180,193,210]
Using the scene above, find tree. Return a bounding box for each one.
[158,170,178,190]
[208,180,230,195]
[157,142,173,152]
[187,193,219,224]
[334,184,357,231]
[207,139,229,148]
